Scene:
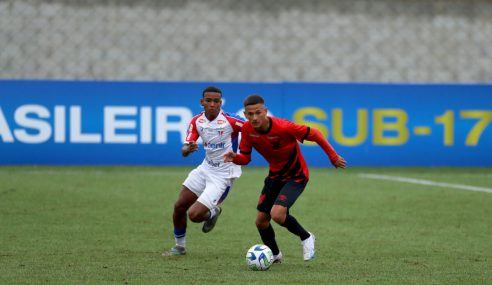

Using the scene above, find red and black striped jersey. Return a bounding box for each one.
[238,117,310,183]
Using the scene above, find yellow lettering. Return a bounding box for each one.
[435,110,454,146]
[293,107,328,145]
[332,108,367,146]
[460,110,492,146]
[373,109,409,145]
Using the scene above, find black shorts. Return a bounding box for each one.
[256,177,307,213]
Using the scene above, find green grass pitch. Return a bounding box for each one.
[1,166,491,284]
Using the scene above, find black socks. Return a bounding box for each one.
[258,224,280,255]
[258,214,310,256]
[280,214,310,241]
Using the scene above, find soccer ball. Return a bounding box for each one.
[245,244,274,271]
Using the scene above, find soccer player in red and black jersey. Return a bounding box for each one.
[224,94,346,262]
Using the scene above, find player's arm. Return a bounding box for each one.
[182,117,200,157]
[305,127,347,169]
[223,151,251,165]
[224,129,252,165]
[182,141,198,157]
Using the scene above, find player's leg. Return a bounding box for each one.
[163,168,205,256]
[256,178,282,261]
[188,174,233,232]
[256,211,282,263]
[201,177,233,233]
[270,179,310,239]
[163,186,197,256]
[173,186,198,240]
[187,201,210,223]
[271,180,315,261]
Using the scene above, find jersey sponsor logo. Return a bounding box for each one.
[235,122,244,127]
[278,194,287,202]
[204,141,226,149]
[206,159,221,167]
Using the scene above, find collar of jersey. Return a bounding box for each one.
[256,117,273,134]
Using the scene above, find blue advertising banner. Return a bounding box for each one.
[0,80,491,166]
[284,83,492,166]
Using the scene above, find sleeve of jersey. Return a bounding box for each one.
[232,132,252,165]
[286,119,312,142]
[225,115,245,133]
[185,117,200,143]
[232,153,251,165]
[305,127,339,164]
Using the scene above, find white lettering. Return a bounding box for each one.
[104,106,137,143]
[0,107,14,142]
[140,107,152,144]
[54,106,66,143]
[14,105,52,143]
[156,107,192,144]
[0,105,194,145]
[70,106,101,143]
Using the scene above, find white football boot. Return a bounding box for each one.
[273,251,284,263]
[302,232,315,261]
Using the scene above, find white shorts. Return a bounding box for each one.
[183,166,235,210]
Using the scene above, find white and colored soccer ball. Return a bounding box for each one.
[245,244,274,271]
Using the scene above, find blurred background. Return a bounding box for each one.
[1,0,492,82]
[1,0,491,166]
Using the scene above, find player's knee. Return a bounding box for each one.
[270,210,286,224]
[188,209,206,223]
[255,215,271,229]
[255,219,267,229]
[270,208,287,225]
[174,201,187,215]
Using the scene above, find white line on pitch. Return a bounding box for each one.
[359,173,492,194]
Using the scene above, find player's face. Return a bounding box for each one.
[201,92,222,120]
[244,104,269,131]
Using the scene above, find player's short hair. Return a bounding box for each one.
[202,86,222,97]
[243,94,264,107]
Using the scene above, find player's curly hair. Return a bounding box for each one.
[202,86,222,97]
[243,94,264,107]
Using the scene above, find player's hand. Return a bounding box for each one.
[333,156,347,169]
[181,142,198,157]
[223,151,237,163]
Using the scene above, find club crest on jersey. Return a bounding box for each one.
[269,137,281,150]
[278,194,287,202]
[198,118,206,123]
[217,119,226,125]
